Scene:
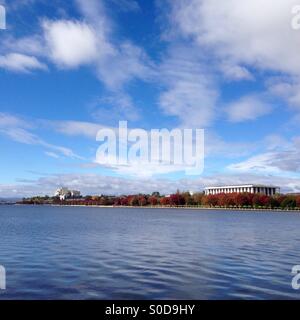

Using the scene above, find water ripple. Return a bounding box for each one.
[0,206,300,299]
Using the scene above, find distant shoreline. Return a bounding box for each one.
[14,203,300,213]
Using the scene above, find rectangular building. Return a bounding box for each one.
[204,185,280,196]
[55,188,81,200]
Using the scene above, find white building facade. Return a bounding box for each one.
[204,185,280,196]
[55,188,81,200]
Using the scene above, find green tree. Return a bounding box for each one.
[280,196,297,209]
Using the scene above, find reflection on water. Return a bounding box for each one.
[0,206,300,300]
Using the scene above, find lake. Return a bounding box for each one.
[0,205,300,300]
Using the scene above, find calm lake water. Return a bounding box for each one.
[0,205,300,300]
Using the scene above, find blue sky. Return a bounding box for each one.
[0,0,300,197]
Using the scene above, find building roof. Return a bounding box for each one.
[204,184,280,190]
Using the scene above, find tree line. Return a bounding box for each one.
[21,191,300,210]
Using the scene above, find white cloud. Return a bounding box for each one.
[42,142,82,159]
[220,63,254,81]
[2,35,45,56]
[226,95,273,122]
[91,93,140,123]
[158,46,218,127]
[169,0,300,76]
[0,112,32,129]
[228,136,300,173]
[48,120,106,139]
[0,113,81,159]
[2,127,41,145]
[1,0,151,93]
[45,151,60,159]
[96,41,153,90]
[1,171,300,198]
[73,0,153,89]
[75,0,110,28]
[205,131,256,158]
[228,153,283,174]
[267,76,300,110]
[159,80,217,127]
[166,0,300,117]
[2,115,204,178]
[0,53,47,73]
[264,134,289,151]
[94,154,202,178]
[43,20,100,68]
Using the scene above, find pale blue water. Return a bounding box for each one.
[0,205,300,300]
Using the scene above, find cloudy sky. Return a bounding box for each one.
[1,0,300,197]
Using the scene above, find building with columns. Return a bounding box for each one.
[204,185,280,196]
[55,188,81,200]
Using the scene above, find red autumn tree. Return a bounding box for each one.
[160,197,170,206]
[235,193,251,207]
[203,195,218,207]
[260,195,271,207]
[138,196,147,206]
[252,194,270,207]
[129,196,139,206]
[217,193,227,207]
[252,195,262,207]
[296,196,300,208]
[148,196,158,206]
[120,197,129,206]
[223,194,236,207]
[114,198,121,206]
[169,193,186,206]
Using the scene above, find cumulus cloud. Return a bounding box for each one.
[226,95,273,122]
[0,53,47,73]
[169,0,300,76]
[42,20,100,68]
[165,0,300,120]
[68,0,153,89]
[2,1,300,195]
[1,0,152,92]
